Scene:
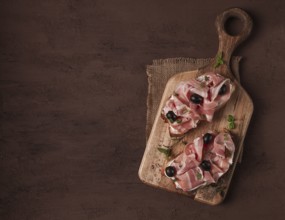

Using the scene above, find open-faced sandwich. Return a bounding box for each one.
[161,72,234,136]
[163,131,235,191]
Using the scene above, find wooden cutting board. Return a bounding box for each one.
[139,8,253,205]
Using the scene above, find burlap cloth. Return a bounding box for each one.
[146,57,243,160]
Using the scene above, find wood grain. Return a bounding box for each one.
[139,8,254,205]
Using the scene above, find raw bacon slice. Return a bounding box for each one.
[161,72,234,136]
[197,72,234,121]
[164,131,235,191]
[175,167,206,191]
[161,95,201,136]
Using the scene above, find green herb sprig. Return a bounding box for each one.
[157,146,171,157]
[227,114,235,129]
[214,52,224,68]
[176,118,182,124]
[196,172,202,180]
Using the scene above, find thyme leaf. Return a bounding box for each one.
[228,122,235,129]
[214,52,224,68]
[157,147,171,157]
[227,114,235,122]
[196,172,202,180]
[227,114,235,129]
[176,118,182,124]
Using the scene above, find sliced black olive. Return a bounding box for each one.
[200,160,211,171]
[203,133,213,144]
[166,111,177,123]
[190,94,203,104]
[218,84,227,95]
[165,166,176,177]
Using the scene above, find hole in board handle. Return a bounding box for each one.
[224,16,244,36]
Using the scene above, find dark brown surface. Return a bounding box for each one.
[0,0,284,219]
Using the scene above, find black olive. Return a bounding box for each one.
[165,166,176,177]
[203,133,213,144]
[200,160,211,171]
[218,84,227,95]
[190,94,203,104]
[166,111,177,122]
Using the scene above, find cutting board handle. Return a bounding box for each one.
[215,8,252,66]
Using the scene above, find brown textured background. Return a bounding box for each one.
[0,0,284,219]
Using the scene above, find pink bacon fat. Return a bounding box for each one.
[161,72,234,136]
[161,95,201,136]
[164,131,235,192]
